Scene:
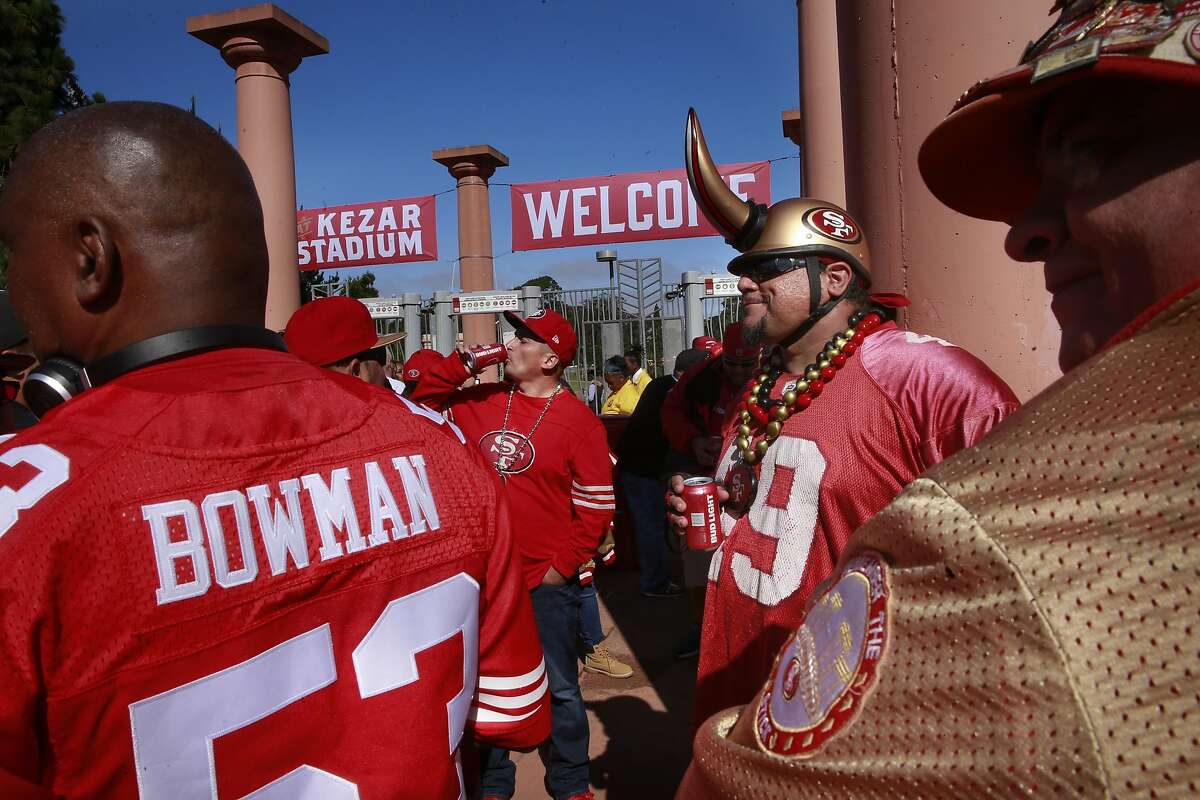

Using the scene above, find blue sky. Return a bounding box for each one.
[61,0,801,297]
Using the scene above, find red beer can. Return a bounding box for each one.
[681,477,723,551]
[462,343,506,374]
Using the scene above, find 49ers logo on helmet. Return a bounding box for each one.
[479,430,536,475]
[803,207,862,244]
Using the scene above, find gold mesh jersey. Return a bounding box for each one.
[678,286,1200,799]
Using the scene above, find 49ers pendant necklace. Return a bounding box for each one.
[723,308,885,513]
[495,384,560,481]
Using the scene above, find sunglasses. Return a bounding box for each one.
[733,255,820,286]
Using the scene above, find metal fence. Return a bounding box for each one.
[353,269,742,395]
[543,284,688,399]
[701,294,741,341]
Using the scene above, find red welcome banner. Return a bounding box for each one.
[510,161,770,251]
[297,196,438,271]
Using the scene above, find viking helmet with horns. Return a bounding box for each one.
[684,108,872,285]
[685,108,875,339]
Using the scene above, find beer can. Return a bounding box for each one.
[681,477,723,551]
[462,343,506,374]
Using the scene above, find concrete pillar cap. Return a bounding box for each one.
[188,4,329,74]
[432,145,509,181]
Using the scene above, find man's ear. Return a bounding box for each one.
[75,217,120,310]
[347,358,365,380]
[541,350,561,374]
[823,260,854,300]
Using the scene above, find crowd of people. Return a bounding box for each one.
[0,0,1195,797]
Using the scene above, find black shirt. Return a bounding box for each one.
[614,374,676,478]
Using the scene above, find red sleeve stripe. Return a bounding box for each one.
[477,659,545,691]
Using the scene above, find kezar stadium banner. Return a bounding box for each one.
[510,161,770,251]
[296,195,438,271]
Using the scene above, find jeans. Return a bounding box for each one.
[578,582,605,648]
[479,582,590,799]
[619,468,671,593]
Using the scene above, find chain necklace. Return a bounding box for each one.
[495,384,561,480]
[724,308,884,512]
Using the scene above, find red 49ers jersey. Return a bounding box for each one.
[0,348,548,800]
[409,355,616,589]
[695,323,1018,725]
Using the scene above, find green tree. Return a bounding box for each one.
[0,0,105,285]
[299,269,329,303]
[514,274,563,293]
[344,271,379,299]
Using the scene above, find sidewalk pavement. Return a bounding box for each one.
[512,569,697,799]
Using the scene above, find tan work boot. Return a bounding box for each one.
[583,642,633,678]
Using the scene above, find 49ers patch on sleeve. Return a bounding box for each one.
[753,551,890,758]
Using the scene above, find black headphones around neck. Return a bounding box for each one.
[24,325,287,418]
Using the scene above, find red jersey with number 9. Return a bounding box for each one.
[695,323,1018,725]
[0,348,549,799]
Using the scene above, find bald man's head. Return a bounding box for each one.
[0,101,269,361]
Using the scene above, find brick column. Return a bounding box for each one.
[432,145,508,380]
[834,0,1061,399]
[796,0,847,206]
[188,4,328,331]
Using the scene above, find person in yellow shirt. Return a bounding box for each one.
[600,355,640,416]
[624,345,652,394]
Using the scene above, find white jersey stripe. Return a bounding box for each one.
[572,491,615,501]
[571,481,614,492]
[477,659,546,691]
[573,499,616,510]
[475,676,549,709]
[469,706,541,725]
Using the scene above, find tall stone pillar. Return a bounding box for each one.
[781,109,803,194]
[833,0,1061,399]
[188,5,328,331]
[433,145,508,380]
[796,0,847,206]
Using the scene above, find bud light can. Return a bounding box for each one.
[462,343,506,374]
[682,477,723,551]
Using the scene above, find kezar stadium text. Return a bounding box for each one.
[143,455,442,606]
[296,195,439,270]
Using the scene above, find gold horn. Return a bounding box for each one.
[686,109,749,241]
[685,108,762,251]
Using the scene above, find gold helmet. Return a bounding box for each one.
[684,108,872,285]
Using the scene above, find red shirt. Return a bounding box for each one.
[696,324,1019,724]
[661,358,744,456]
[411,356,615,588]
[0,348,548,799]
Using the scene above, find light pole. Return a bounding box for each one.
[596,249,617,321]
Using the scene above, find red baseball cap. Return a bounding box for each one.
[919,1,1200,223]
[402,348,444,382]
[721,321,760,364]
[284,296,405,366]
[692,335,721,355]
[504,308,578,365]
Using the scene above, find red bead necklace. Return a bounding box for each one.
[723,309,884,513]
[734,310,884,465]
